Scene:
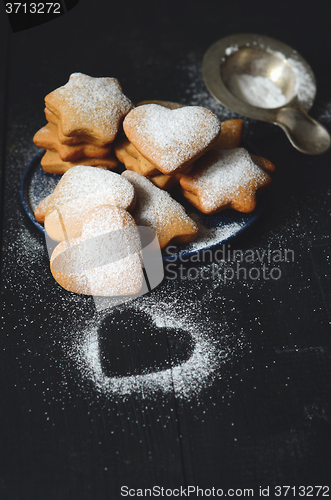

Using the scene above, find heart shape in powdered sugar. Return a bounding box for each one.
[123,104,221,174]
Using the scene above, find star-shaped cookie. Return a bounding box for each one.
[45,73,133,145]
[40,150,119,175]
[33,123,113,161]
[180,148,274,213]
[122,170,199,249]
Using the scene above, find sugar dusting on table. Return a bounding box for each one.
[175,216,247,255]
[6,51,328,405]
[65,277,246,401]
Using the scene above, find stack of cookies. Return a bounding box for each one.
[36,165,199,296]
[114,102,222,190]
[33,73,133,174]
[32,75,276,297]
[114,101,275,214]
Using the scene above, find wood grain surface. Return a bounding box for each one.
[1,1,331,499]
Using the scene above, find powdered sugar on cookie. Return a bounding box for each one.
[180,148,272,213]
[50,205,143,296]
[45,73,133,144]
[123,104,221,174]
[122,170,198,248]
[45,166,136,241]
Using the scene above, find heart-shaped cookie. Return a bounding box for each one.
[45,166,136,241]
[50,205,143,296]
[123,104,221,174]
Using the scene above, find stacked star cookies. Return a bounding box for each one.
[33,73,133,174]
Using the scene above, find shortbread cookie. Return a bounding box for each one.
[114,136,185,189]
[146,172,181,190]
[45,73,133,144]
[250,154,276,174]
[114,136,159,176]
[213,119,243,150]
[41,150,119,174]
[137,100,184,110]
[44,107,59,127]
[137,104,242,151]
[44,107,114,147]
[138,103,242,150]
[44,110,97,145]
[180,148,273,214]
[122,170,198,249]
[123,104,221,174]
[146,165,193,191]
[45,166,136,241]
[34,194,52,223]
[50,205,143,296]
[34,124,112,161]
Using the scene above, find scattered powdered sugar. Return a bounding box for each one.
[229,74,288,109]
[123,104,221,173]
[65,282,246,400]
[317,100,331,125]
[174,216,247,255]
[5,222,45,269]
[225,45,239,56]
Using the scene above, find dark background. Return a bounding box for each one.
[1,1,331,499]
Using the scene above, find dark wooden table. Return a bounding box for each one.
[1,1,331,498]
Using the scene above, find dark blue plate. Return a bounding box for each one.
[20,150,267,259]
